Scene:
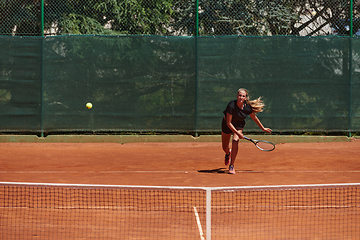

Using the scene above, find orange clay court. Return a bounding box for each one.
[0,138,359,186]
[1,137,360,240]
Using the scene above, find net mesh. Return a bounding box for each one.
[0,184,205,240]
[1,183,359,239]
[212,186,360,239]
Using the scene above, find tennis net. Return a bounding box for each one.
[0,182,359,239]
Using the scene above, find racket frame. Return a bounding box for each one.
[243,136,275,152]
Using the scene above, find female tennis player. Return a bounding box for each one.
[222,88,272,174]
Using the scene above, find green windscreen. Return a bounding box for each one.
[197,36,357,132]
[42,36,196,132]
[0,36,42,132]
[0,35,359,133]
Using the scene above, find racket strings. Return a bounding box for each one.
[256,141,275,151]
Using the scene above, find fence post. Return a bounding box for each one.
[194,0,199,137]
[348,0,353,137]
[40,0,45,137]
[41,0,44,36]
[40,37,45,138]
[350,0,353,37]
[348,37,353,138]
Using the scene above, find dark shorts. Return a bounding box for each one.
[221,117,245,134]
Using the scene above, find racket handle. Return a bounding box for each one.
[243,136,250,140]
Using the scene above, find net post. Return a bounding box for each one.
[206,188,211,240]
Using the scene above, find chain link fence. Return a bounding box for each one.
[0,0,358,37]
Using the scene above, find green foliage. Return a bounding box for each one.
[0,0,174,36]
[169,0,302,36]
[0,0,41,36]
[57,0,174,35]
[60,13,113,35]
[0,89,11,104]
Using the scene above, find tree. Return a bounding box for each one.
[1,0,356,37]
[0,0,174,36]
[0,0,42,36]
[168,0,355,36]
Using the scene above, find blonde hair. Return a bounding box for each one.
[237,88,265,113]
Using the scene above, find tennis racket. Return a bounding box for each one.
[243,136,275,151]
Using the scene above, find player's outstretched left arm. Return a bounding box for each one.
[250,113,272,133]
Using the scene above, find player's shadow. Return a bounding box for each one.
[198,168,227,174]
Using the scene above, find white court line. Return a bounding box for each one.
[193,206,205,240]
[0,170,360,174]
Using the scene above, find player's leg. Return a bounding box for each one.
[221,131,231,154]
[222,131,232,165]
[221,118,232,165]
[229,128,243,174]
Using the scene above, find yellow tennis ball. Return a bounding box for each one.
[86,102,92,109]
